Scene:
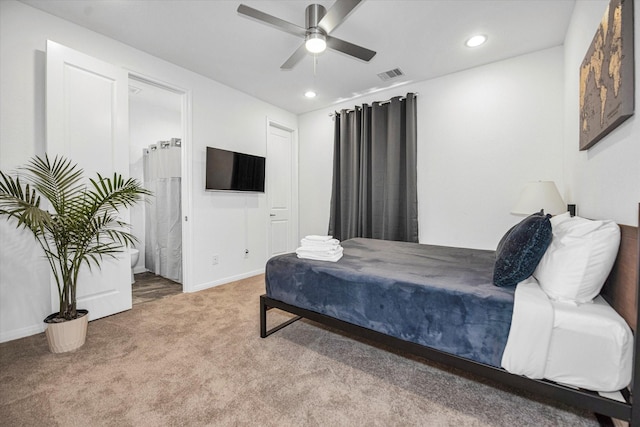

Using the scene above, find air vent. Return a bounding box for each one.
[377,68,404,81]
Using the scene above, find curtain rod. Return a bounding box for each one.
[328,93,418,117]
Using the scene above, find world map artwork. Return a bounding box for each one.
[579,0,634,151]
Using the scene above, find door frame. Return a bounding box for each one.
[265,118,299,256]
[128,72,193,293]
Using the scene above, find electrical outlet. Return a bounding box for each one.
[212,254,219,265]
[244,249,249,259]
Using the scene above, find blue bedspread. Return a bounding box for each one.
[265,238,515,367]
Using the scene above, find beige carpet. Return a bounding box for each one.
[0,274,601,426]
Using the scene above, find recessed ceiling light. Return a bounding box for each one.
[304,91,317,98]
[465,35,487,48]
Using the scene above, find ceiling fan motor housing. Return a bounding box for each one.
[306,4,327,32]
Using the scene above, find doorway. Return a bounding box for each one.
[128,76,188,301]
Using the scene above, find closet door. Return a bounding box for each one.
[46,40,132,320]
[267,123,296,257]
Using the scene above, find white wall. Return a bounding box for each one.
[0,0,297,342]
[299,47,565,250]
[563,0,640,226]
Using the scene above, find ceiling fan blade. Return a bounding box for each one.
[318,0,362,34]
[326,35,376,62]
[281,44,308,70]
[237,4,307,38]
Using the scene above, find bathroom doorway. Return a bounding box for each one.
[128,76,187,303]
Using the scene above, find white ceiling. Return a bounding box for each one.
[20,0,576,115]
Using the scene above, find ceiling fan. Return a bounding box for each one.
[237,0,376,70]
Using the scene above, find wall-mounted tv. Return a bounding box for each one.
[205,146,266,193]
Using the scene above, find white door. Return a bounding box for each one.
[267,124,296,257]
[46,40,132,320]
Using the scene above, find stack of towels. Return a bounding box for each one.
[295,235,343,262]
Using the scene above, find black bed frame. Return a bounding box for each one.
[260,285,640,425]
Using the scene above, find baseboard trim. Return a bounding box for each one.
[189,269,265,293]
[133,266,147,275]
[0,323,46,344]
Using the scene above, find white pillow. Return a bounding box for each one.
[550,211,571,227]
[533,215,620,304]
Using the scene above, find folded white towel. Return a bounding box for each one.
[300,238,340,247]
[296,247,343,262]
[297,252,343,262]
[296,244,340,253]
[296,246,343,256]
[304,235,333,242]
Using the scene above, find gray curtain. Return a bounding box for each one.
[328,93,418,242]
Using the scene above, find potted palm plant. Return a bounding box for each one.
[0,155,150,353]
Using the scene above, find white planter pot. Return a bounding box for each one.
[44,310,89,353]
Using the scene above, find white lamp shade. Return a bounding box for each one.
[511,181,566,215]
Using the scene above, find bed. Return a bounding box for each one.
[261,206,640,425]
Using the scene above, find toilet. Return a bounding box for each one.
[130,248,140,284]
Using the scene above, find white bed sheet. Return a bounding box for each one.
[502,278,633,392]
[544,295,633,392]
[501,278,553,378]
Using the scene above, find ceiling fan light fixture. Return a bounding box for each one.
[305,31,327,54]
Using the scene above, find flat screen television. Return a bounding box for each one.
[205,146,266,193]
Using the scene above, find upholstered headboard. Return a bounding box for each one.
[601,205,640,332]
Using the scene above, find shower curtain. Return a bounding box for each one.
[144,138,182,283]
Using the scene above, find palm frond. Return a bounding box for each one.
[0,171,51,233]
[90,173,151,213]
[21,155,85,215]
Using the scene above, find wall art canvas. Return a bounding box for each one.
[579,0,634,151]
